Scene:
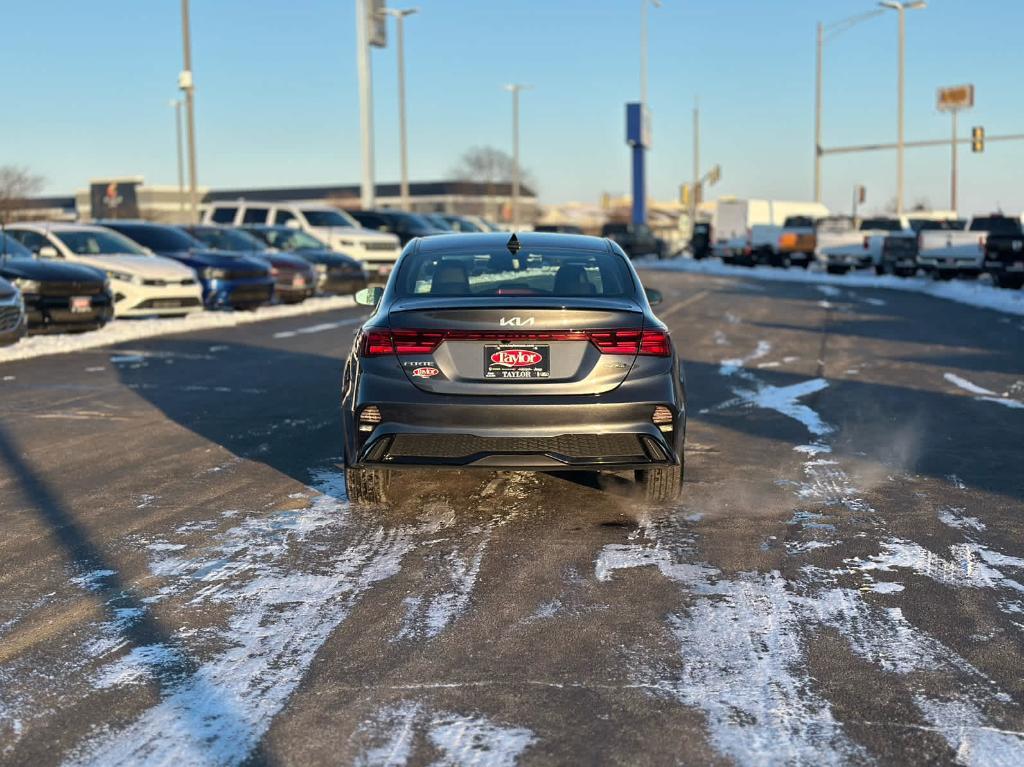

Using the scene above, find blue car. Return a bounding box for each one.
[98,221,274,310]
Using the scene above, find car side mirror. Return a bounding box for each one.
[644,287,663,306]
[355,286,384,306]
[38,245,59,259]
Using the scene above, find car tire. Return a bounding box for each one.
[996,273,1024,290]
[345,467,391,504]
[826,265,848,275]
[936,271,956,281]
[636,462,683,502]
[875,264,886,276]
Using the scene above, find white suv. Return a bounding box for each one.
[7,223,203,317]
[203,201,401,278]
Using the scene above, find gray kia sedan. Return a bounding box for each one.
[342,232,686,504]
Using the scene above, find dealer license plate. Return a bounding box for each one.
[484,344,550,380]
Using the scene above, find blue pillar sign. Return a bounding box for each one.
[626,103,651,226]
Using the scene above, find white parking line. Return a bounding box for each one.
[272,317,365,339]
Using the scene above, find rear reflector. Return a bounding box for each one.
[358,405,381,432]
[359,329,671,358]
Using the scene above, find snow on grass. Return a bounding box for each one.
[0,295,358,364]
[636,258,1024,317]
[944,373,1024,409]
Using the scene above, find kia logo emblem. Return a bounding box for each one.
[490,349,541,367]
[499,316,534,326]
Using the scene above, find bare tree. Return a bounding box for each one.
[450,146,536,191]
[0,166,45,224]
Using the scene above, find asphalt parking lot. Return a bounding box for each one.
[1,269,1023,766]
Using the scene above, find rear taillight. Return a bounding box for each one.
[358,329,671,358]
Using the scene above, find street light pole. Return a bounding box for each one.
[505,84,530,231]
[814,21,823,202]
[950,108,958,213]
[179,0,200,223]
[385,8,417,212]
[356,0,376,209]
[880,1,926,216]
[170,99,185,217]
[815,9,885,203]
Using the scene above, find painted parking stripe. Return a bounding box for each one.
[273,317,365,339]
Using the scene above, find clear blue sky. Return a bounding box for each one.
[3,1,1022,217]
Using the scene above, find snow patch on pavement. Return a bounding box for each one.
[0,295,359,364]
[916,697,1024,767]
[354,702,536,767]
[944,373,1024,409]
[637,258,1024,317]
[848,540,1024,593]
[66,468,433,767]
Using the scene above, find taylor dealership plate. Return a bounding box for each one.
[484,344,550,380]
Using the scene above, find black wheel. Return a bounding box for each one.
[826,265,848,275]
[345,467,391,504]
[894,267,915,278]
[996,273,1024,290]
[936,271,957,281]
[798,255,812,269]
[635,462,684,502]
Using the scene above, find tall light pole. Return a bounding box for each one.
[692,99,700,227]
[385,7,417,212]
[640,0,661,112]
[814,8,885,202]
[356,0,387,210]
[169,99,185,217]
[179,0,200,223]
[880,1,927,216]
[505,84,531,231]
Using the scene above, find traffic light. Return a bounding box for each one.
[972,126,985,153]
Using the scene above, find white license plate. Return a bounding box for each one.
[293,275,307,287]
[70,296,92,313]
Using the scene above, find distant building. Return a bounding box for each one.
[13,178,538,224]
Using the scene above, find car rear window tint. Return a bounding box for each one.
[395,249,633,298]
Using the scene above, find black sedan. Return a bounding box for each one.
[342,232,685,505]
[0,275,27,346]
[184,226,316,305]
[0,234,113,334]
[241,226,368,296]
[343,209,447,246]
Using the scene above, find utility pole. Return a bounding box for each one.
[692,100,700,228]
[170,99,185,217]
[950,108,958,213]
[385,8,417,212]
[179,0,199,223]
[356,0,376,209]
[505,84,530,230]
[814,21,823,202]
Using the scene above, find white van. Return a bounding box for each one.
[203,201,401,276]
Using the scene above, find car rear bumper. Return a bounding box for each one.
[343,368,686,471]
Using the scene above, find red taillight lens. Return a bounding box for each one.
[638,330,671,357]
[360,329,394,357]
[391,329,444,355]
[359,328,670,358]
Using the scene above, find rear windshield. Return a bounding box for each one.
[783,216,816,227]
[911,219,966,232]
[302,209,358,228]
[859,218,903,232]
[969,217,1022,234]
[394,248,634,298]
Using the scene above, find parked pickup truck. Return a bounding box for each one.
[816,216,911,275]
[981,216,1024,289]
[917,215,1018,280]
[879,219,965,277]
